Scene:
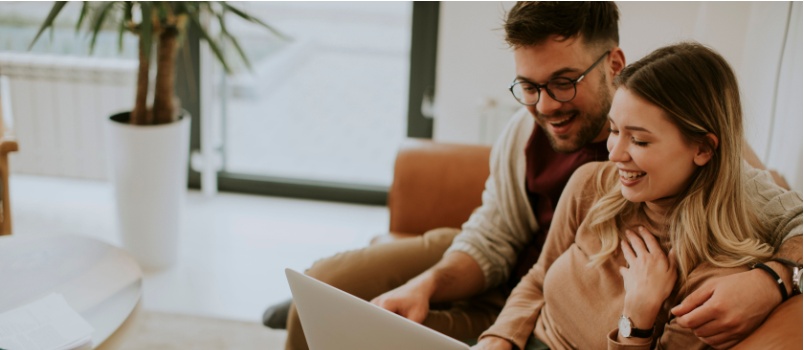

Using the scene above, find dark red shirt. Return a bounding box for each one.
[510,124,609,286]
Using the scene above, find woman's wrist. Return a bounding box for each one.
[622,296,661,329]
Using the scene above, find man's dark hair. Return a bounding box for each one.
[505,1,620,49]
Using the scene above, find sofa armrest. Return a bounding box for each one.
[387,138,490,235]
[731,295,802,349]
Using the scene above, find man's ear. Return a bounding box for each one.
[608,47,626,77]
[694,133,719,166]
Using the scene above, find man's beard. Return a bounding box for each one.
[539,78,612,153]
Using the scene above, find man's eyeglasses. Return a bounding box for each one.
[509,50,610,106]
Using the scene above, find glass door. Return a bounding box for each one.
[189,1,438,204]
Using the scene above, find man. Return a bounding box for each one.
[268,2,802,349]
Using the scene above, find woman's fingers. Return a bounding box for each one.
[620,231,636,264]
[667,247,678,272]
[638,226,663,254]
[625,228,649,255]
[623,227,674,270]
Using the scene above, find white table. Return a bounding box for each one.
[0,234,142,348]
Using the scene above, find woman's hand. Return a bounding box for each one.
[619,226,677,327]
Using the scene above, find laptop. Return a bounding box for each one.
[285,268,471,350]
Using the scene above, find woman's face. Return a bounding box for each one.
[607,88,710,205]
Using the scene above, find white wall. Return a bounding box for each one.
[433,1,517,144]
[433,1,802,193]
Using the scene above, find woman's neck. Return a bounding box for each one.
[642,200,673,228]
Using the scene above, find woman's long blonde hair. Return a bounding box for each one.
[587,42,774,281]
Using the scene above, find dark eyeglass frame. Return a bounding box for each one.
[509,50,611,106]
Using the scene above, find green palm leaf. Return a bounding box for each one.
[28,1,287,125]
[28,1,68,50]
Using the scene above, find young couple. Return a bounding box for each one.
[473,40,799,349]
[273,2,802,349]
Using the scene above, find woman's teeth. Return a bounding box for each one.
[619,170,646,179]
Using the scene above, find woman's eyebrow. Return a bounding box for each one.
[607,117,651,133]
[624,125,651,133]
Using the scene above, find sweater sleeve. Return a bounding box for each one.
[479,162,603,349]
[606,264,743,350]
[446,108,539,289]
[742,163,803,246]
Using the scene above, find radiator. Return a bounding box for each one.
[0,52,137,180]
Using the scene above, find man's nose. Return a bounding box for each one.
[536,91,562,116]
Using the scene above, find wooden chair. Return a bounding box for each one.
[0,75,19,235]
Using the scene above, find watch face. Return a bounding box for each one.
[619,316,632,337]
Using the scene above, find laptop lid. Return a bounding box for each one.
[285,268,470,350]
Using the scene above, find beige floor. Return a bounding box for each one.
[10,173,389,324]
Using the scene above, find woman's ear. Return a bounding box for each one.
[693,133,719,166]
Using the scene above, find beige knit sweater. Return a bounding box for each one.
[480,161,803,350]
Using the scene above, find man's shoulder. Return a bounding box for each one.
[492,107,534,155]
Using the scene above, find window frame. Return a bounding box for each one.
[183,2,439,205]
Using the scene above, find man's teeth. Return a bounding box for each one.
[550,116,573,126]
[619,170,646,179]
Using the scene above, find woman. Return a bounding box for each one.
[473,42,799,349]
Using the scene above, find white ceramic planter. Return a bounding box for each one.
[107,112,191,270]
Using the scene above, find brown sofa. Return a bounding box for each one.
[373,137,802,349]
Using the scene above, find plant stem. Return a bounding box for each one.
[131,32,151,125]
[153,25,179,125]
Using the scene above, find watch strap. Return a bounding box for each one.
[752,262,789,301]
[620,315,654,338]
[629,325,654,338]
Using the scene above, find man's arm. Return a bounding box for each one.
[742,139,791,189]
[427,252,488,301]
[372,110,537,322]
[671,236,802,349]
[447,109,538,289]
[371,251,485,323]
[766,235,802,296]
[671,152,802,348]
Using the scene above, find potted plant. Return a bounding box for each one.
[30,1,284,269]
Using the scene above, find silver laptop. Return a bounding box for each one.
[285,268,471,350]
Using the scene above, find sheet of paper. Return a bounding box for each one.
[0,293,94,350]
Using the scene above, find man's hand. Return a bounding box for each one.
[671,269,781,348]
[471,336,514,350]
[371,251,486,323]
[371,280,432,323]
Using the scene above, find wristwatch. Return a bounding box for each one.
[771,258,803,295]
[618,315,654,338]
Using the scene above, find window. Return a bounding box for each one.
[187,2,438,204]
